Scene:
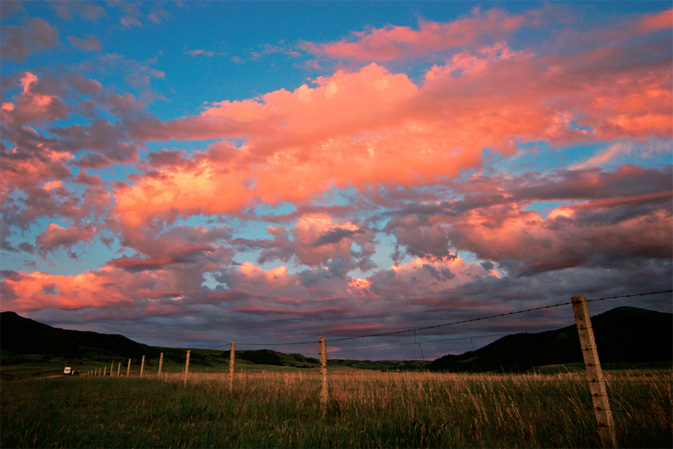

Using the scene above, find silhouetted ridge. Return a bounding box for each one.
[1,311,157,360]
[428,306,672,372]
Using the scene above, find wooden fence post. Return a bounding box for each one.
[126,358,131,376]
[229,343,235,390]
[110,363,114,376]
[319,336,328,416]
[158,352,164,377]
[140,355,145,377]
[117,362,121,376]
[103,365,107,376]
[184,350,190,385]
[571,295,617,448]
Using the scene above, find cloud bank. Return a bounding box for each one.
[1,3,671,357]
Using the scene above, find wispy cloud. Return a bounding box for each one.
[67,34,102,51]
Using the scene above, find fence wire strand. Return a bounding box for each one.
[204,289,671,349]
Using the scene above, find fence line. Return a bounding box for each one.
[77,289,672,447]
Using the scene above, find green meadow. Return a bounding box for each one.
[2,369,671,448]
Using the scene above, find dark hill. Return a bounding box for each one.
[229,349,319,367]
[1,311,158,360]
[428,306,672,372]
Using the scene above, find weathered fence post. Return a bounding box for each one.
[184,350,190,385]
[319,336,328,416]
[103,365,107,376]
[140,355,146,377]
[229,342,235,390]
[110,363,114,376]
[117,362,121,376]
[571,295,617,448]
[126,358,131,376]
[158,352,164,377]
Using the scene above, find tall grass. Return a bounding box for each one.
[2,369,671,448]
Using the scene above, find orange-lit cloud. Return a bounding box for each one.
[115,10,671,228]
[2,268,131,311]
[300,9,528,61]
[114,161,253,227]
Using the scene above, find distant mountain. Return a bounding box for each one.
[428,306,672,372]
[0,311,159,361]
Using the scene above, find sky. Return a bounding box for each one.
[1,1,671,361]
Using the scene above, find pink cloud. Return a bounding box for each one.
[290,214,364,267]
[636,9,672,32]
[2,72,70,127]
[35,223,97,254]
[119,26,670,228]
[1,268,133,311]
[188,49,215,57]
[380,256,497,296]
[445,195,672,276]
[113,160,253,227]
[300,9,528,62]
[0,147,72,203]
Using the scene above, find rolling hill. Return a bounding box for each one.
[0,311,159,361]
[428,306,672,372]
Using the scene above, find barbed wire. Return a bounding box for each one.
[202,289,672,350]
[326,332,515,356]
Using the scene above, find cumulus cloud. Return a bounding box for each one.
[379,166,673,277]
[35,223,97,255]
[1,72,70,126]
[116,11,671,228]
[1,17,59,62]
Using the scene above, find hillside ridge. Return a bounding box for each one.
[428,306,672,372]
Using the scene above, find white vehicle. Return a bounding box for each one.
[63,366,72,375]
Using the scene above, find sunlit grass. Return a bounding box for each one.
[2,369,671,448]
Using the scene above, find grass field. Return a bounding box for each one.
[1,368,671,448]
